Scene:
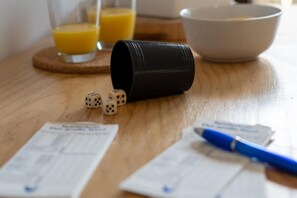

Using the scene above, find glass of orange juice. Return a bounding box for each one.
[47,0,101,63]
[97,0,136,50]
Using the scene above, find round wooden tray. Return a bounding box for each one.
[32,47,111,74]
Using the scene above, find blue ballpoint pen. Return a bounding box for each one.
[194,127,297,175]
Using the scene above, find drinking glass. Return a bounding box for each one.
[47,0,101,63]
[97,0,136,50]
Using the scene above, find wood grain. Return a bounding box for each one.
[1,5,297,198]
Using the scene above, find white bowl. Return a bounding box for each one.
[180,4,282,62]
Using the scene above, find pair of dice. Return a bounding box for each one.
[85,89,127,115]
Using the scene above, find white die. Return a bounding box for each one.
[108,89,127,106]
[85,92,102,109]
[103,99,117,115]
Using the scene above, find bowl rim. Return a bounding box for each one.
[180,4,282,22]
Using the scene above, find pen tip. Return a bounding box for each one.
[194,127,204,136]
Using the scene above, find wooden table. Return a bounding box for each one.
[1,4,297,198]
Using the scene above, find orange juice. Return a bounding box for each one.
[87,5,99,24]
[100,8,136,43]
[52,23,99,54]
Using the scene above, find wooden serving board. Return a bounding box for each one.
[134,16,185,41]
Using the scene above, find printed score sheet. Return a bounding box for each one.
[0,122,118,198]
[121,118,274,198]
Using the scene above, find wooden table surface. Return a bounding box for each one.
[1,4,297,198]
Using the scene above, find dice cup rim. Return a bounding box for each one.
[110,40,134,99]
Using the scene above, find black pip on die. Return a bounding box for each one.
[103,99,117,115]
[85,92,102,109]
[108,89,127,106]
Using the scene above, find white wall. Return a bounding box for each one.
[0,0,51,62]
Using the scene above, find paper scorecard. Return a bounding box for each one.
[220,162,266,198]
[0,122,118,198]
[120,118,274,198]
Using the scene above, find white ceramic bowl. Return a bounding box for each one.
[180,4,282,62]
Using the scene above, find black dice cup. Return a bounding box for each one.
[110,40,195,101]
